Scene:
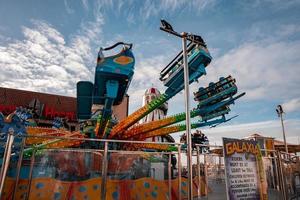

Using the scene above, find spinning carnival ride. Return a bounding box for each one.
[0,20,246,159]
[0,20,246,200]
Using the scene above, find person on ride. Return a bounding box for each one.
[192,130,202,150]
[180,133,187,144]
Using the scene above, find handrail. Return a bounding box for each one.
[9,134,181,146]
[160,42,195,79]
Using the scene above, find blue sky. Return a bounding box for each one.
[0,0,299,144]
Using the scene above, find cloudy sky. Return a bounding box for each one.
[0,0,299,144]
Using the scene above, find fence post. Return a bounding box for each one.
[277,151,287,200]
[0,129,15,197]
[12,137,26,200]
[101,141,108,200]
[24,149,36,200]
[273,152,280,191]
[196,146,201,199]
[204,154,208,197]
[178,145,182,200]
[168,153,172,200]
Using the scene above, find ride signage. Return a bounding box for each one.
[223,138,266,200]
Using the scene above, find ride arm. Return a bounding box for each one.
[120,92,244,139]
[21,132,83,157]
[95,80,119,138]
[209,115,238,128]
[135,116,228,140]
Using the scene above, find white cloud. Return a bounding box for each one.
[246,22,300,44]
[128,55,167,112]
[238,0,300,10]
[93,0,217,23]
[282,98,300,113]
[139,0,216,20]
[0,15,104,96]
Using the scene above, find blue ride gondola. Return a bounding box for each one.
[194,76,238,107]
[159,41,212,96]
[77,42,135,120]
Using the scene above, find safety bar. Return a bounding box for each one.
[160,42,195,79]
[102,42,132,51]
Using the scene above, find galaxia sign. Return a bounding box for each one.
[223,138,267,200]
[225,140,259,156]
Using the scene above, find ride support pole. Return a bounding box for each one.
[182,32,193,200]
[0,130,15,197]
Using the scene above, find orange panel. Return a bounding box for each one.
[2,176,210,200]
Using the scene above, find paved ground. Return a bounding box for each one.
[193,180,283,200]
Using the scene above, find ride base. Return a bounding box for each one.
[0,135,210,200]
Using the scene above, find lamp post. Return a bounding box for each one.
[160,19,206,200]
[276,105,288,154]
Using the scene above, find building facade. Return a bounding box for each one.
[0,87,128,129]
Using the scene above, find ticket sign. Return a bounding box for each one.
[223,138,263,200]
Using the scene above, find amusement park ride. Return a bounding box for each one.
[0,20,245,199]
[77,42,135,138]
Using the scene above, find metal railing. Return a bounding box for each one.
[0,133,183,200]
[0,133,299,200]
